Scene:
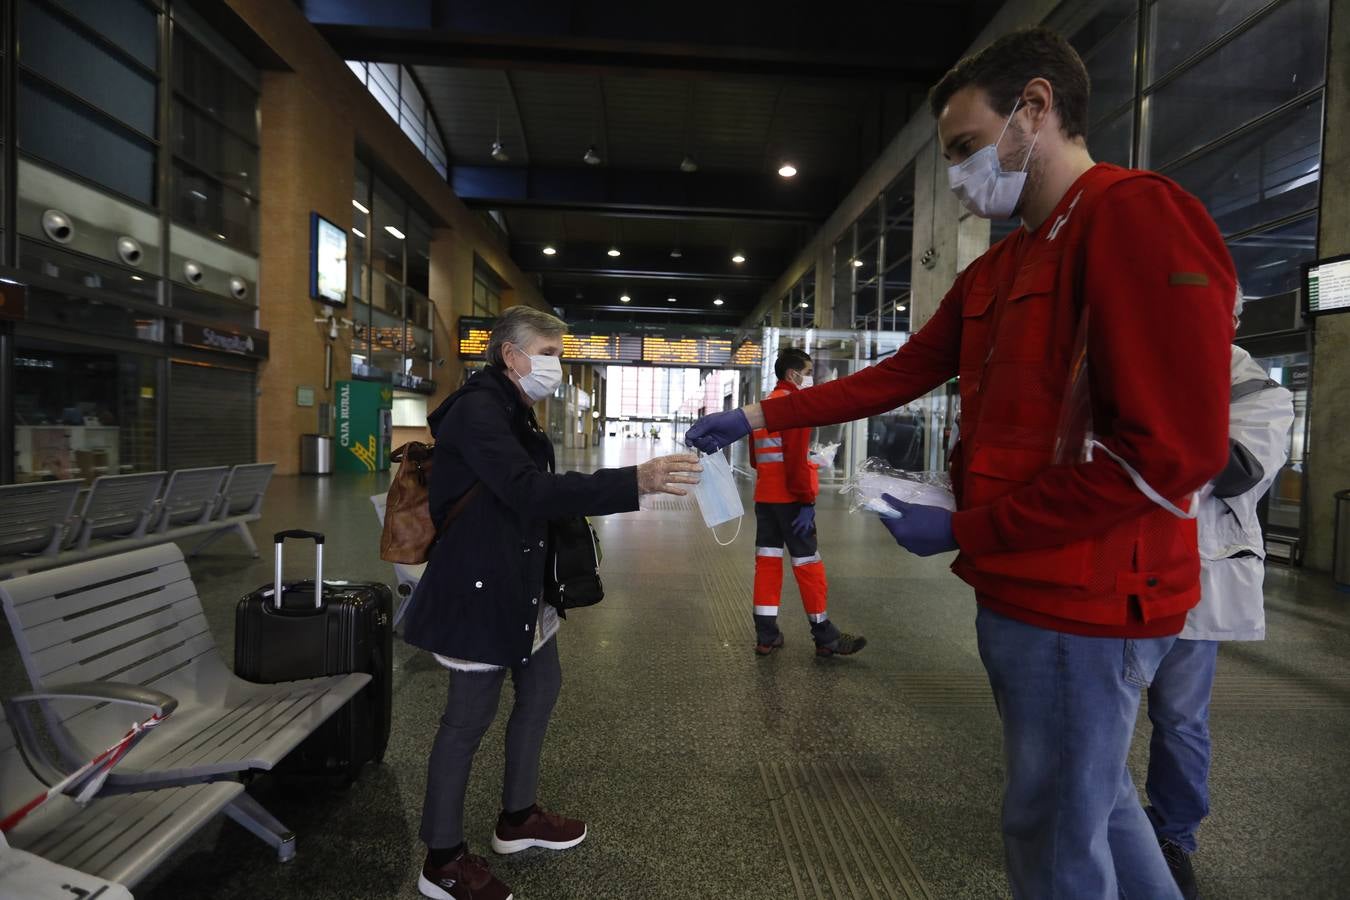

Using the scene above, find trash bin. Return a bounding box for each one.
[300,433,333,475]
[1336,490,1350,591]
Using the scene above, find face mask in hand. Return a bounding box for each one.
[690,450,744,546]
[947,98,1040,220]
[512,351,563,403]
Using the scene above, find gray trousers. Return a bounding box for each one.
[419,637,562,848]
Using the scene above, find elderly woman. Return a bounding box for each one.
[405,305,700,900]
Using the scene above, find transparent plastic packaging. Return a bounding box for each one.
[808,442,840,468]
[840,458,956,518]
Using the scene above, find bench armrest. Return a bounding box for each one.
[8,682,178,718]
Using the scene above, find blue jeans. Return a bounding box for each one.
[1145,638,1219,853]
[976,606,1183,900]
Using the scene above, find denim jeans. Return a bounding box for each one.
[1145,638,1220,853]
[976,606,1183,900]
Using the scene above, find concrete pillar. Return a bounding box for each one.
[909,139,968,331]
[1305,0,1350,571]
[428,226,470,409]
[813,242,835,329]
[256,71,355,475]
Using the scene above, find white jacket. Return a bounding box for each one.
[1181,346,1294,641]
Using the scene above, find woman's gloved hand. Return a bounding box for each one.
[684,409,752,453]
[791,504,816,537]
[637,453,703,496]
[878,494,957,557]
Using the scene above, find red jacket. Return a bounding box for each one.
[761,164,1234,638]
[751,381,817,504]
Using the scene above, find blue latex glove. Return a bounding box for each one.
[878,494,957,557]
[685,409,752,453]
[791,504,815,537]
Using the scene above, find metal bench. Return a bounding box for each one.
[152,466,230,534]
[0,683,243,891]
[190,462,276,559]
[0,481,82,560]
[66,472,167,551]
[0,543,371,861]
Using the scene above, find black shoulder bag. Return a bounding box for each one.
[546,515,604,611]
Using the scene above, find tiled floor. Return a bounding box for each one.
[11,438,1349,899]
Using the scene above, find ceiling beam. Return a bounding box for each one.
[516,242,791,284]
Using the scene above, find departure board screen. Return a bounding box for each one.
[458,316,763,367]
[1305,254,1350,317]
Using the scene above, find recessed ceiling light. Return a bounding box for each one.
[352,200,369,214]
[352,228,366,238]
[667,297,677,303]
[130,275,144,281]
[799,302,808,308]
[490,140,509,163]
[620,294,631,303]
[680,154,699,173]
[583,145,603,166]
[607,246,621,257]
[852,258,864,267]
[731,253,746,264]
[542,245,557,256]
[713,297,724,306]
[670,248,683,259]
[895,304,907,312]
[385,225,406,240]
[778,163,798,178]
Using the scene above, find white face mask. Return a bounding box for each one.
[690,450,744,546]
[510,349,563,403]
[798,373,814,389]
[947,99,1040,220]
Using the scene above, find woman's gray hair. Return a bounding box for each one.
[487,305,568,367]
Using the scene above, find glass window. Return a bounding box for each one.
[472,269,501,317]
[1147,0,1278,85]
[1089,106,1134,167]
[172,161,257,250]
[173,99,258,196]
[1083,17,1138,126]
[13,336,160,483]
[19,0,157,136]
[18,77,156,204]
[52,0,158,68]
[17,238,160,306]
[173,30,258,138]
[346,60,366,84]
[372,180,405,284]
[406,213,431,295]
[1055,0,1139,56]
[1163,95,1321,237]
[1227,214,1317,301]
[1144,0,1329,169]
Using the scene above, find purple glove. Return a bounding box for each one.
[791,504,816,537]
[685,409,752,453]
[878,494,957,557]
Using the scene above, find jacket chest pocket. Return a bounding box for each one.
[959,288,996,381]
[992,259,1060,365]
[962,444,1091,588]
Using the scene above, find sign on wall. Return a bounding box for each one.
[311,213,348,307]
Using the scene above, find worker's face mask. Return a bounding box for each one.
[509,347,563,403]
[947,98,1040,220]
[798,372,814,389]
[690,450,744,546]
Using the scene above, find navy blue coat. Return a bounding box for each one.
[402,365,639,667]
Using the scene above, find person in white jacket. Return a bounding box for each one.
[1144,293,1296,900]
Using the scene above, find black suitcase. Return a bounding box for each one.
[234,530,393,779]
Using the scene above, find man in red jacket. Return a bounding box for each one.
[687,28,1233,900]
[750,348,866,658]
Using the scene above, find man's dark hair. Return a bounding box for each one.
[774,348,812,381]
[928,27,1090,139]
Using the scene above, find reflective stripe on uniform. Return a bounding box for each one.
[808,612,829,623]
[754,605,780,617]
[756,547,785,557]
[758,452,784,463]
[754,437,783,449]
[791,553,822,567]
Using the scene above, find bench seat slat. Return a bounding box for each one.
[6,555,194,629]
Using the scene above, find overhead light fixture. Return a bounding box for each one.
[670,247,683,259]
[778,163,798,178]
[896,304,907,312]
[680,154,699,173]
[607,246,621,258]
[542,245,557,256]
[583,145,603,166]
[130,275,144,282]
[731,253,746,264]
[852,258,864,267]
[667,296,677,303]
[620,294,631,303]
[352,228,366,238]
[352,199,369,215]
[713,297,724,307]
[799,302,809,309]
[385,225,406,240]
[490,140,509,163]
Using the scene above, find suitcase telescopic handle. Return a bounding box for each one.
[273,530,325,610]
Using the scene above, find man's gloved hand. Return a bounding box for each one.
[685,409,752,454]
[878,494,957,557]
[791,504,815,537]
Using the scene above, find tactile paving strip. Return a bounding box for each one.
[759,758,935,900]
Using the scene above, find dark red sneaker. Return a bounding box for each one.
[755,634,785,656]
[491,805,587,855]
[418,848,512,900]
[816,633,867,657]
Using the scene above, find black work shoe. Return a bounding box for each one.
[1160,839,1199,900]
[816,632,867,657]
[755,634,785,656]
[418,848,513,900]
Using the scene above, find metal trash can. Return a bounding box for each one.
[1336,490,1350,591]
[300,433,333,475]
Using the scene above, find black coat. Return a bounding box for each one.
[402,365,639,667]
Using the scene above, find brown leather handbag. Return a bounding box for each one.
[380,442,479,564]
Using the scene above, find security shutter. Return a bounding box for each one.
[168,362,256,468]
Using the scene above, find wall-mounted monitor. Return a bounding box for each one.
[1303,252,1350,318]
[311,212,348,307]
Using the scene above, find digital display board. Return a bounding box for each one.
[458,316,763,367]
[311,213,348,307]
[1304,253,1350,317]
